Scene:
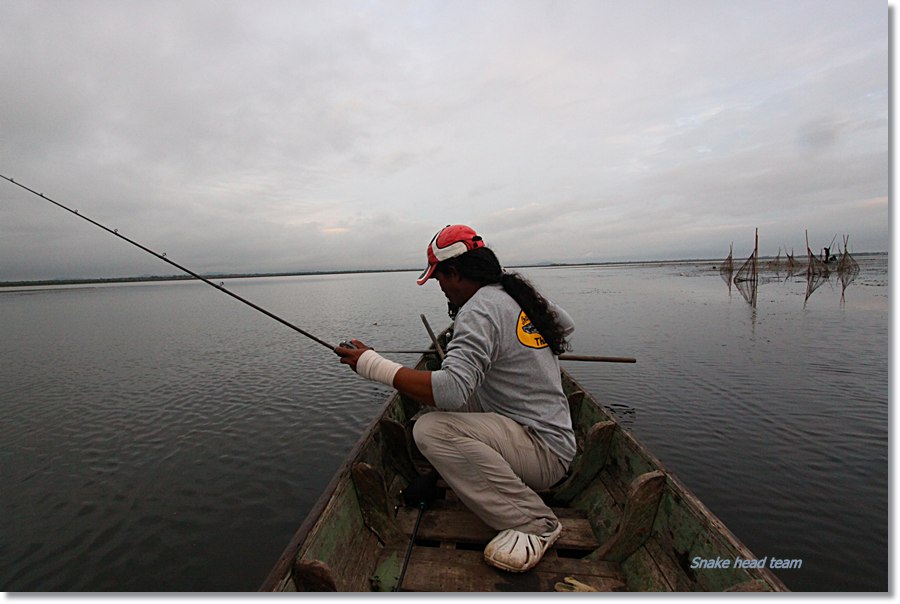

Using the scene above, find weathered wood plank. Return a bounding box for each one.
[569,471,673,591]
[642,536,696,591]
[377,418,418,482]
[566,390,586,434]
[726,579,778,592]
[648,488,786,591]
[298,478,366,572]
[396,503,599,551]
[351,462,405,545]
[591,470,666,562]
[619,544,674,591]
[569,473,622,546]
[603,429,660,491]
[294,471,391,591]
[292,559,338,592]
[382,546,626,592]
[552,420,616,504]
[341,529,385,592]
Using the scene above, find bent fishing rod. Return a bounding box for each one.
[0,174,340,351]
[2,175,636,361]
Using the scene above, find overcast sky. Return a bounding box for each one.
[0,0,889,281]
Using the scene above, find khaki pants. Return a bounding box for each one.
[412,411,568,534]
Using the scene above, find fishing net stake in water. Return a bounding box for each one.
[719,242,734,290]
[836,234,860,302]
[733,228,759,307]
[804,230,831,303]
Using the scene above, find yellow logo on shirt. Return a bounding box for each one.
[516,311,547,349]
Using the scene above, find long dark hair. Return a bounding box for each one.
[436,247,570,355]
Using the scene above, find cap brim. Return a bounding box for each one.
[416,263,437,286]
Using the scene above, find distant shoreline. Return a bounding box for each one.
[1,252,887,288]
[0,268,415,289]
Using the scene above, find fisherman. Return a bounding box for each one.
[334,224,576,573]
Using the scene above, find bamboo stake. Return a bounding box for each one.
[420,314,446,360]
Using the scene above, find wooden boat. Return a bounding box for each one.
[260,327,788,592]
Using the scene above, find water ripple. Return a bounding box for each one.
[0,264,887,591]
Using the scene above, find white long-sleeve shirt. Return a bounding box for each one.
[431,284,577,462]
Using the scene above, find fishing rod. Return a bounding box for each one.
[2,175,638,362]
[0,174,338,351]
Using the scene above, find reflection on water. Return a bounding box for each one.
[605,402,637,424]
[0,258,888,591]
[524,254,887,592]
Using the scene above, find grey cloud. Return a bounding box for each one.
[0,0,888,280]
[797,117,846,151]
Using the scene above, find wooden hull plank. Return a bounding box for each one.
[396,501,600,551]
[263,347,790,593]
[382,546,626,592]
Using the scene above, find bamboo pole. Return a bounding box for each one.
[753,227,759,282]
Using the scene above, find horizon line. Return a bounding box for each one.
[0,251,888,288]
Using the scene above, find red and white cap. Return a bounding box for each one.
[416,224,485,285]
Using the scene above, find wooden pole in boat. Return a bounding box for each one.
[420,314,446,360]
[558,354,636,363]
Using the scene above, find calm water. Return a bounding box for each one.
[0,257,888,591]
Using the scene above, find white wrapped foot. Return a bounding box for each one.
[483,522,562,573]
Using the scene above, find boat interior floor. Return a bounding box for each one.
[375,477,627,592]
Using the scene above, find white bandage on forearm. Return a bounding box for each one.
[356,349,402,387]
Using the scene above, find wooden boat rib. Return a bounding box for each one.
[260,328,788,592]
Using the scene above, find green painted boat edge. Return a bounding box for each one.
[260,337,789,592]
